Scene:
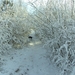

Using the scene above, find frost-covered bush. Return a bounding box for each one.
[42,23,75,75]
[0,3,41,53]
[0,18,13,55]
[0,4,37,54]
[26,4,75,75]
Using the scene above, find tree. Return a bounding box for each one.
[1,0,13,11]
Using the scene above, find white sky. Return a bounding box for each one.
[23,0,36,3]
[22,0,48,7]
[22,0,48,14]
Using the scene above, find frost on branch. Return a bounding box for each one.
[41,0,75,75]
[0,5,36,54]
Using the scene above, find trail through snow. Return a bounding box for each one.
[0,41,60,75]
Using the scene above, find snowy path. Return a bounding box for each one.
[0,42,60,75]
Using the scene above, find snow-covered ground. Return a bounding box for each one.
[0,41,60,75]
[71,67,75,75]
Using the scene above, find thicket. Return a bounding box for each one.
[0,0,75,75]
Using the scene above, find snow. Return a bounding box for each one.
[70,67,75,75]
[0,41,60,75]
